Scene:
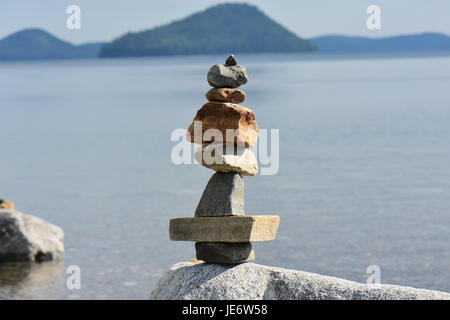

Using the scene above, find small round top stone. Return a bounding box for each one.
[225,54,237,66]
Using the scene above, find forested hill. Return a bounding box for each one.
[0,29,103,60]
[99,3,317,58]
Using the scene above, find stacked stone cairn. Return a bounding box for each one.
[169,55,280,264]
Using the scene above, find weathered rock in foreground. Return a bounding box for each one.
[150,262,450,300]
[0,210,64,262]
[186,102,259,147]
[207,64,248,88]
[195,242,255,264]
[195,172,244,217]
[169,215,280,242]
[206,88,246,103]
[195,144,258,176]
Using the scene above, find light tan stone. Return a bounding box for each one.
[195,143,258,176]
[0,199,14,210]
[187,259,203,263]
[186,102,259,147]
[169,215,280,242]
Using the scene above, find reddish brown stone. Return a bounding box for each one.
[205,88,246,103]
[186,102,259,147]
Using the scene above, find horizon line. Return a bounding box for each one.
[2,27,450,46]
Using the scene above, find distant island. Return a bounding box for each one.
[312,33,450,53]
[100,3,317,57]
[0,28,103,61]
[1,3,450,61]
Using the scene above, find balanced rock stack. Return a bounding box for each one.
[169,55,280,264]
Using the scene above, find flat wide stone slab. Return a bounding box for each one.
[169,215,279,242]
[195,242,255,264]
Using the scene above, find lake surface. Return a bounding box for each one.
[0,53,449,299]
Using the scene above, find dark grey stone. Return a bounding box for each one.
[225,54,237,66]
[195,242,254,264]
[207,64,248,88]
[195,172,244,217]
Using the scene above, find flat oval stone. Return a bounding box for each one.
[205,88,246,103]
[207,64,248,88]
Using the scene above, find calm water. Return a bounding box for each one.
[0,53,449,299]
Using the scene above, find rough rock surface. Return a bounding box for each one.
[207,64,248,88]
[150,262,450,300]
[195,242,255,264]
[186,102,259,147]
[205,88,246,103]
[195,172,244,217]
[0,210,64,262]
[195,144,258,176]
[169,215,280,242]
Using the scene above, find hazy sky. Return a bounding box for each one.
[1,0,449,44]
